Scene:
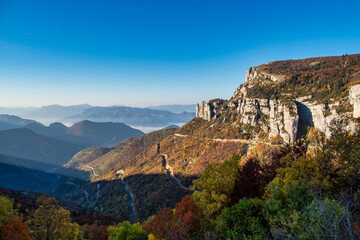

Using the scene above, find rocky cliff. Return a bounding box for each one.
[197,54,360,142]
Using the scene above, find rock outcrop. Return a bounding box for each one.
[246,66,285,83]
[196,101,215,121]
[350,84,360,118]
[294,99,356,138]
[196,98,298,143]
[196,61,360,143]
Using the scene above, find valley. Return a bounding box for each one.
[1,53,360,239]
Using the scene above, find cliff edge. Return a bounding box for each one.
[196,54,360,143]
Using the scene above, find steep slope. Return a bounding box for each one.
[66,147,113,168]
[104,132,247,179]
[196,54,360,142]
[75,126,248,221]
[0,128,82,165]
[66,128,178,178]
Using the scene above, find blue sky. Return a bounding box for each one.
[1,0,360,107]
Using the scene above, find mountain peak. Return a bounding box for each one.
[49,122,67,129]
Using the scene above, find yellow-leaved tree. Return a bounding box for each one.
[27,196,79,240]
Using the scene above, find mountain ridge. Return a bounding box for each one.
[196,53,360,143]
[23,119,144,147]
[0,128,82,166]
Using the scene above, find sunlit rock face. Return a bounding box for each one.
[350,84,360,118]
[196,64,360,142]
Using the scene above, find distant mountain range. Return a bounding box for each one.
[22,104,92,124]
[23,120,144,147]
[0,115,145,174]
[0,114,38,130]
[65,106,194,127]
[0,128,82,166]
[0,104,196,127]
[148,104,196,113]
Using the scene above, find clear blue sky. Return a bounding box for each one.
[1,0,360,107]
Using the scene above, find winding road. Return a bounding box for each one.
[66,181,79,195]
[160,153,193,192]
[173,133,283,147]
[88,183,100,207]
[83,189,89,202]
[85,165,99,176]
[119,179,137,222]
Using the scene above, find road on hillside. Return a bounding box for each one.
[85,165,99,176]
[160,153,193,192]
[173,133,282,146]
[88,183,100,207]
[119,179,137,222]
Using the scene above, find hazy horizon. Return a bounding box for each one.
[0,103,195,108]
[1,0,360,107]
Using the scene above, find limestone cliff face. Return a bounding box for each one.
[350,84,360,118]
[232,66,286,99]
[295,98,356,138]
[196,101,215,121]
[246,66,285,83]
[196,98,298,143]
[196,62,360,142]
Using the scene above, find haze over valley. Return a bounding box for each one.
[1,1,360,239]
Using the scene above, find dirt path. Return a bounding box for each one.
[83,189,89,203]
[85,165,99,176]
[173,133,282,147]
[88,183,100,207]
[119,179,137,222]
[161,154,193,192]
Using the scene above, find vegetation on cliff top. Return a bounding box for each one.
[245,54,360,103]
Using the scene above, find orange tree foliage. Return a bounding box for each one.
[173,195,201,240]
[354,222,360,238]
[233,143,292,202]
[82,224,108,240]
[143,195,201,240]
[0,195,32,240]
[0,216,32,240]
[143,208,175,239]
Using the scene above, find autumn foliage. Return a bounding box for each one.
[143,195,201,240]
[0,216,32,240]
